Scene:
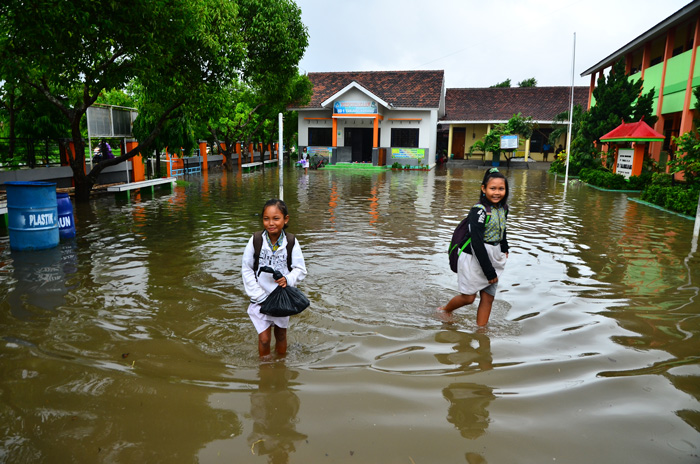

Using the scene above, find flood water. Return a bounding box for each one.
[1,165,699,463]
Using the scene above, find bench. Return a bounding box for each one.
[107,177,176,194]
[241,162,263,172]
[263,159,278,166]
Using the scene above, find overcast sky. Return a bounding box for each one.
[294,0,693,89]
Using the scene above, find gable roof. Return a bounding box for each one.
[600,120,665,142]
[292,70,444,110]
[581,1,700,77]
[441,86,589,123]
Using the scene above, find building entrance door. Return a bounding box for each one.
[452,128,466,159]
[345,128,374,162]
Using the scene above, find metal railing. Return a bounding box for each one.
[0,138,63,169]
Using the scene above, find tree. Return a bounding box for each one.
[669,86,700,185]
[518,78,537,87]
[0,0,242,201]
[581,59,658,146]
[490,79,511,88]
[482,113,534,159]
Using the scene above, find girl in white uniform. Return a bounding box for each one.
[439,168,509,326]
[242,199,307,357]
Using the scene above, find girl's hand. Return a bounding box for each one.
[488,276,499,284]
[275,276,287,288]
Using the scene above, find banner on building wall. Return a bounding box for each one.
[616,148,634,179]
[392,148,425,159]
[307,146,332,158]
[334,101,378,114]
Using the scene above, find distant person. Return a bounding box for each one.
[301,149,309,173]
[439,168,509,326]
[100,140,114,160]
[555,144,564,156]
[542,143,551,162]
[242,199,307,358]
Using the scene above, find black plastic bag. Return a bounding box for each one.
[258,266,310,317]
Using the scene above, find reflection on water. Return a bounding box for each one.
[0,166,699,463]
[437,330,494,442]
[249,362,307,463]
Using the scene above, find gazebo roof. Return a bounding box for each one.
[600,120,664,143]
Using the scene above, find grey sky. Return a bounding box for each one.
[294,0,693,88]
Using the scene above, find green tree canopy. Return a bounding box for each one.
[518,78,537,87]
[1,0,307,201]
[490,79,512,88]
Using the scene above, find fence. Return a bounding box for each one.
[0,138,63,169]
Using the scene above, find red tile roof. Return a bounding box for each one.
[600,120,664,141]
[443,86,589,122]
[293,70,445,109]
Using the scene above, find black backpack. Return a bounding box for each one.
[448,204,493,273]
[252,230,296,276]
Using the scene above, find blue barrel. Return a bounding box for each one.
[56,193,76,239]
[5,181,59,251]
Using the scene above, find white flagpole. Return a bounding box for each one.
[564,32,576,192]
[278,113,284,201]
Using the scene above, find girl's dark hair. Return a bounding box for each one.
[480,167,509,207]
[262,198,289,229]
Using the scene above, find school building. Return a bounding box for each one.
[439,86,589,162]
[581,0,700,164]
[290,70,445,168]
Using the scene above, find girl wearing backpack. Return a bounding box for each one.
[242,199,307,357]
[439,168,509,326]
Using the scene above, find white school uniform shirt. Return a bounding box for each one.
[241,231,307,305]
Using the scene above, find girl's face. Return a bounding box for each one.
[262,205,288,240]
[481,177,506,205]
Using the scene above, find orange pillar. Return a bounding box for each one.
[236,142,242,168]
[680,17,700,136]
[632,144,645,177]
[373,117,379,148]
[198,141,209,171]
[332,118,338,146]
[268,144,273,160]
[651,28,676,160]
[126,140,145,182]
[248,143,254,163]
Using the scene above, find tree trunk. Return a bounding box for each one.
[155,147,162,178]
[8,93,16,160]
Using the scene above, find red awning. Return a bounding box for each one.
[600,120,664,143]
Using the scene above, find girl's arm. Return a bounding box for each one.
[241,236,268,304]
[283,239,307,287]
[467,206,498,281]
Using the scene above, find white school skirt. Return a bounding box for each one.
[457,244,507,296]
[247,302,290,334]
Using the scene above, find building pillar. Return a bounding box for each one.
[248,143,254,163]
[680,17,700,136]
[447,125,454,157]
[588,73,596,109]
[332,118,338,147]
[651,28,676,160]
[373,116,379,148]
[525,138,531,161]
[198,140,209,171]
[126,140,144,182]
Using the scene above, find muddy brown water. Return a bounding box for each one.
[1,166,699,463]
